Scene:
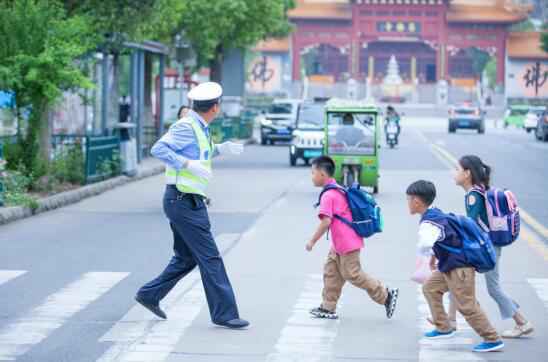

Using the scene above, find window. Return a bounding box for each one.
[327,112,377,155]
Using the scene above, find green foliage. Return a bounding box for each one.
[465,48,491,76]
[485,58,497,89]
[97,150,121,180]
[1,168,39,210]
[0,0,96,174]
[510,19,536,32]
[179,0,295,79]
[64,0,183,51]
[50,144,86,185]
[542,25,548,53]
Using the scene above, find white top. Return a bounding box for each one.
[188,82,223,101]
[417,221,443,256]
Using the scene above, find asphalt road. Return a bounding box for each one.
[0,115,547,362]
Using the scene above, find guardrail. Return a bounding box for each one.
[52,134,121,184]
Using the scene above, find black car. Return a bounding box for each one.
[448,104,486,134]
[535,110,548,142]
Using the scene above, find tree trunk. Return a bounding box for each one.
[38,105,51,163]
[209,44,224,83]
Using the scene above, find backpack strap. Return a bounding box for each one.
[314,184,346,208]
[469,186,490,232]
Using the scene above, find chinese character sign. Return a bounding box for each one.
[247,55,282,93]
[523,61,548,97]
[507,60,548,99]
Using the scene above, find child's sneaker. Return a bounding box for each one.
[384,288,399,319]
[310,307,338,319]
[424,329,456,339]
[473,340,504,353]
[502,322,534,338]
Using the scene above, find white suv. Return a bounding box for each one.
[524,106,546,133]
[289,103,325,166]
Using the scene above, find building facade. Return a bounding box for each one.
[281,0,531,87]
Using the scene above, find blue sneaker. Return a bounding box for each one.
[424,329,456,339]
[473,340,504,353]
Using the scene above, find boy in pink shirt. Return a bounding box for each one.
[306,156,399,319]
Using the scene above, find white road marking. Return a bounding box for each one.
[96,233,240,362]
[528,278,548,310]
[96,272,204,362]
[266,274,341,362]
[0,270,26,286]
[0,272,129,361]
[416,286,484,361]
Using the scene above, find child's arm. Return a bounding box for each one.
[306,217,331,251]
[429,255,438,271]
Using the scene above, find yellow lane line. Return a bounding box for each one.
[422,132,548,255]
[520,209,548,239]
[521,227,548,261]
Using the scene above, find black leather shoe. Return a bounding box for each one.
[135,295,167,319]
[214,318,250,329]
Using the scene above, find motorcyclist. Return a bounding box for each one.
[384,105,401,143]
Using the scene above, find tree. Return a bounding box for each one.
[542,23,548,53]
[510,19,536,32]
[0,0,96,175]
[179,0,295,82]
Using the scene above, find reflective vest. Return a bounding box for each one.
[165,117,212,197]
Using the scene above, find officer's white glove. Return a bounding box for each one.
[185,160,212,180]
[216,141,244,156]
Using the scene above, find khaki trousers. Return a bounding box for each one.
[321,250,387,312]
[423,268,500,342]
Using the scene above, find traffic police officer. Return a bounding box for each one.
[135,82,249,329]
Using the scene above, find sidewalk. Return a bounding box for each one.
[0,157,165,226]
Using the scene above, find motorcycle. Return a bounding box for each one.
[385,120,399,148]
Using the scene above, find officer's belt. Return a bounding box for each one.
[166,185,205,201]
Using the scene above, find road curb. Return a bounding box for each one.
[0,162,165,226]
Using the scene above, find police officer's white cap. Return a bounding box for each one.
[188,82,223,101]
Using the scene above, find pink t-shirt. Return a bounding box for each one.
[318,179,364,255]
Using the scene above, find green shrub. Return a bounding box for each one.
[49,144,85,185]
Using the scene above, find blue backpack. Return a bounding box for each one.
[316,183,383,238]
[439,213,497,273]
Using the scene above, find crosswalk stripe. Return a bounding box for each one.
[96,233,240,362]
[0,270,26,286]
[416,286,484,361]
[528,278,548,310]
[266,274,341,361]
[96,272,204,362]
[0,272,129,361]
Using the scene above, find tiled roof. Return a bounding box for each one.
[254,38,290,52]
[507,32,548,59]
[289,0,351,20]
[447,2,531,24]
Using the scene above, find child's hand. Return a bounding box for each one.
[306,240,315,252]
[429,255,438,271]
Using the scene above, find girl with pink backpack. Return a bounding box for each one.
[451,155,534,339]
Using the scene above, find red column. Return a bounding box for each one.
[496,33,507,87]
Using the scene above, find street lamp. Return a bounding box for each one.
[174,31,196,106]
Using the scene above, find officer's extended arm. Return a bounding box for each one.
[151,123,194,170]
